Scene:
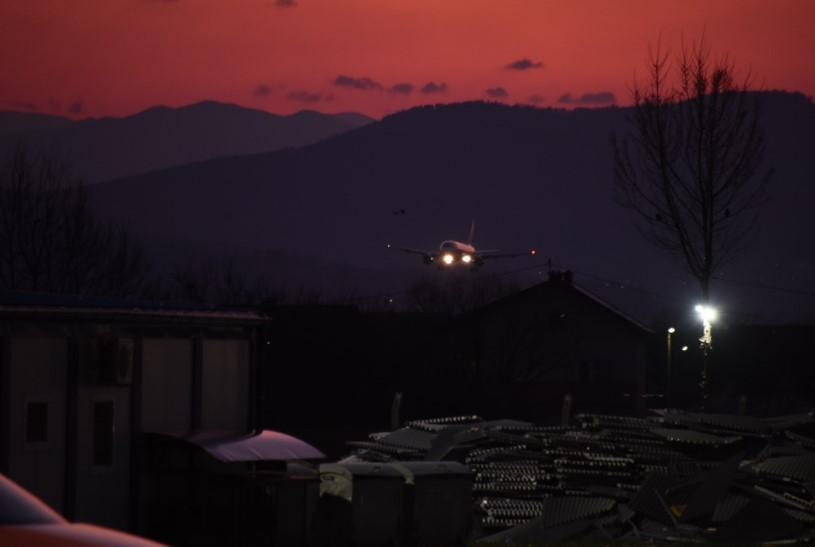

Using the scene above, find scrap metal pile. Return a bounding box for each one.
[342,411,815,544]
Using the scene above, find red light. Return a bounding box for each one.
[530,249,537,256]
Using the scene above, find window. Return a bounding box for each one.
[93,401,114,467]
[25,402,48,444]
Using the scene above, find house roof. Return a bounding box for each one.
[466,271,653,334]
[0,291,267,325]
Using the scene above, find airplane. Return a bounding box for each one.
[388,221,536,268]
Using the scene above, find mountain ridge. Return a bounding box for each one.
[85,91,815,322]
[0,101,375,182]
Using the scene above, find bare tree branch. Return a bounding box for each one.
[612,37,772,301]
[0,146,150,297]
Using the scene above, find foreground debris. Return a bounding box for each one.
[335,411,815,545]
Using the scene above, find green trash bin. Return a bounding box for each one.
[318,462,406,546]
[393,461,472,546]
[269,462,321,546]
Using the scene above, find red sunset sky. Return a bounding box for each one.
[1,0,813,120]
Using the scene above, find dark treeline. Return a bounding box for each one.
[0,147,519,312]
[150,256,520,313]
[405,272,520,314]
[0,147,148,297]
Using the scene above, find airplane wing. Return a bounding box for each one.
[396,246,434,256]
[386,244,437,261]
[475,249,537,260]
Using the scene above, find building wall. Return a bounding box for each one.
[476,290,644,382]
[201,339,249,432]
[6,337,67,513]
[73,384,131,529]
[455,286,650,416]
[141,338,193,435]
[1,314,258,536]
[60,335,134,529]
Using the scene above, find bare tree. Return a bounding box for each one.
[0,147,149,297]
[169,261,215,304]
[613,38,772,303]
[612,38,773,409]
[405,272,518,315]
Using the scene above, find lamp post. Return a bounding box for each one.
[666,327,675,409]
[695,304,718,412]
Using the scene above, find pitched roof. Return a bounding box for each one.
[466,271,653,334]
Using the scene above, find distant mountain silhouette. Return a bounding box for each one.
[0,101,374,181]
[0,111,72,135]
[90,92,815,323]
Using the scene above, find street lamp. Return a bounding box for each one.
[666,327,675,408]
[695,305,718,344]
[695,304,718,412]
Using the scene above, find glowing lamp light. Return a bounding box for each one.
[681,346,689,352]
[461,254,472,264]
[695,304,718,324]
[667,327,676,334]
[530,249,537,256]
[695,304,718,350]
[442,253,455,265]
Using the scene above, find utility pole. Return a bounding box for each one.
[695,305,718,412]
[666,327,675,409]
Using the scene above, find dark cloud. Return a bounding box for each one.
[275,0,296,7]
[68,101,84,115]
[389,83,414,95]
[558,91,616,105]
[486,87,509,99]
[579,91,616,104]
[253,84,272,98]
[334,75,383,91]
[505,58,543,71]
[287,90,322,103]
[528,95,545,105]
[420,82,448,94]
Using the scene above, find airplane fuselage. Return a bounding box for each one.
[440,240,476,254]
[393,221,534,267]
[438,240,478,266]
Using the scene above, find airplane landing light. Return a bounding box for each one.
[461,254,473,264]
[442,253,455,265]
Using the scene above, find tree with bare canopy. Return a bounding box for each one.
[0,147,149,297]
[612,38,773,410]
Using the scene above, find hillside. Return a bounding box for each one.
[0,111,73,135]
[0,101,374,181]
[90,92,815,323]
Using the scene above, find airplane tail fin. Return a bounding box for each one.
[468,220,476,245]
